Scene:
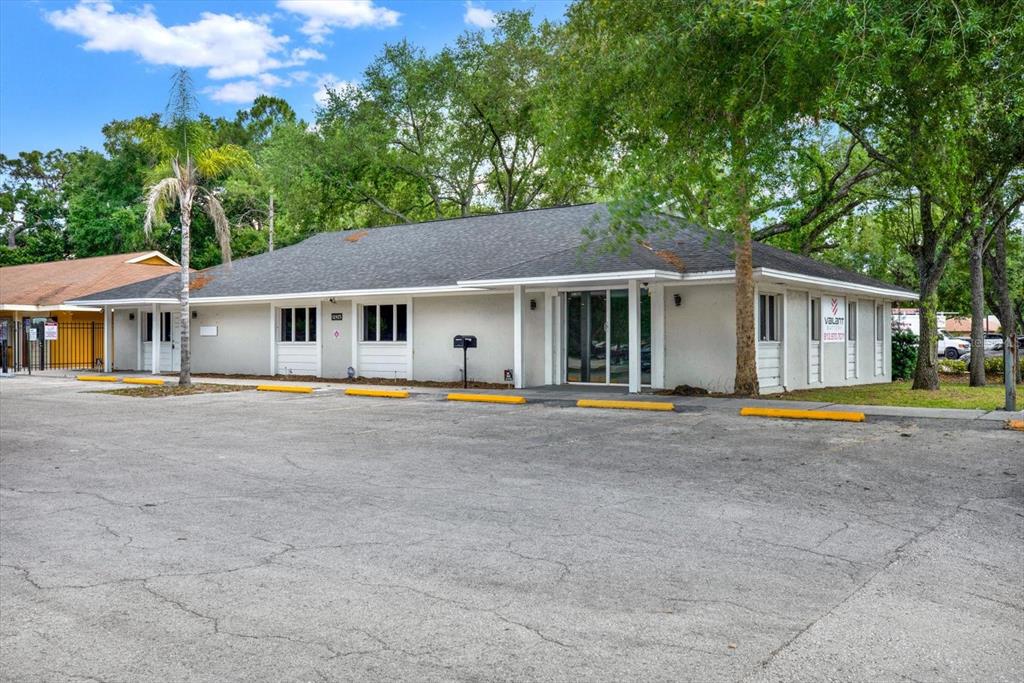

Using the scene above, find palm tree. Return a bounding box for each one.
[143,70,251,386]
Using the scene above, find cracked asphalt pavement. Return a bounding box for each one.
[1,376,1022,682]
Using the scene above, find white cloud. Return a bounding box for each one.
[205,80,264,104]
[289,47,326,63]
[45,1,325,82]
[463,2,496,29]
[313,73,357,107]
[278,1,400,43]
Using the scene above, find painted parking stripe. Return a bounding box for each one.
[257,385,314,394]
[77,375,119,382]
[447,393,527,405]
[576,399,675,412]
[123,377,165,385]
[739,407,865,422]
[344,388,409,399]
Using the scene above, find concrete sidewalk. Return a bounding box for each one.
[24,370,1024,423]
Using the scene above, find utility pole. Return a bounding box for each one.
[268,192,275,252]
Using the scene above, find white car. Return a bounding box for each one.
[937,331,970,359]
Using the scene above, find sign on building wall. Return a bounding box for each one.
[44,321,59,341]
[823,296,846,343]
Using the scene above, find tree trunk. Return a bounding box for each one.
[911,192,945,391]
[733,173,759,396]
[268,192,275,252]
[178,192,193,387]
[967,215,986,386]
[984,214,1018,407]
[913,291,941,390]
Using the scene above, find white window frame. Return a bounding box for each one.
[144,311,172,343]
[361,303,408,343]
[279,306,318,344]
[758,293,781,342]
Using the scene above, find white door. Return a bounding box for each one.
[808,297,822,384]
[756,293,783,391]
[846,300,857,379]
[142,311,179,372]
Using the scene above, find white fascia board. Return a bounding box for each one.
[66,285,487,307]
[0,303,102,312]
[756,268,918,300]
[64,298,177,307]
[456,270,684,288]
[125,251,180,267]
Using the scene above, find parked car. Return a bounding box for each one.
[993,336,1024,351]
[937,331,970,359]
[982,332,1003,351]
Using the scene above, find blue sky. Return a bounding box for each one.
[0,1,569,156]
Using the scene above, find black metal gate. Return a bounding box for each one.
[10,320,104,371]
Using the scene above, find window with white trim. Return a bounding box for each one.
[758,294,779,342]
[847,301,857,341]
[875,303,884,341]
[810,298,821,341]
[144,312,171,342]
[280,307,317,342]
[362,304,408,342]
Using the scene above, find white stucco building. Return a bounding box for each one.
[70,204,916,394]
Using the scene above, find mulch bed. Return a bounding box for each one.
[188,373,513,390]
[97,383,256,398]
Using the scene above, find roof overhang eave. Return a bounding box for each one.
[63,298,178,307]
[755,268,918,300]
[64,284,491,307]
[0,303,103,312]
[456,269,688,288]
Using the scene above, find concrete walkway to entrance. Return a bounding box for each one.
[22,369,1024,423]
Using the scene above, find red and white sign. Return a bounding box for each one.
[822,296,846,343]
[44,321,59,341]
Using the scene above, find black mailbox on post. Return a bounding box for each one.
[453,335,477,387]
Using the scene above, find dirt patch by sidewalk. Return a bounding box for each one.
[96,383,256,398]
[189,372,514,390]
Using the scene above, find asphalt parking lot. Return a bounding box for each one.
[1,377,1021,682]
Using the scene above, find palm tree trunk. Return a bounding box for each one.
[179,194,193,387]
[733,168,759,396]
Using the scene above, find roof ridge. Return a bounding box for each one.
[0,250,155,270]
[317,202,602,237]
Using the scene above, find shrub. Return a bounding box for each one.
[938,359,967,374]
[891,327,918,380]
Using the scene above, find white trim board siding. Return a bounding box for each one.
[756,342,783,392]
[358,342,409,379]
[277,343,318,376]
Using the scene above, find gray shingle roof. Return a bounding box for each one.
[74,203,914,302]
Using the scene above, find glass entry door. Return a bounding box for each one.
[566,289,650,385]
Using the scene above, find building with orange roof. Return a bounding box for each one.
[0,251,178,371]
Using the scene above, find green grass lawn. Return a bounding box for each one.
[776,376,1023,410]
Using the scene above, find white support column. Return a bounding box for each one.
[102,306,112,373]
[350,299,359,377]
[543,288,554,385]
[557,290,565,385]
[628,279,641,393]
[268,304,276,375]
[316,304,323,378]
[405,296,414,381]
[780,290,788,391]
[513,285,526,389]
[136,308,142,371]
[151,303,160,374]
[651,284,665,389]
